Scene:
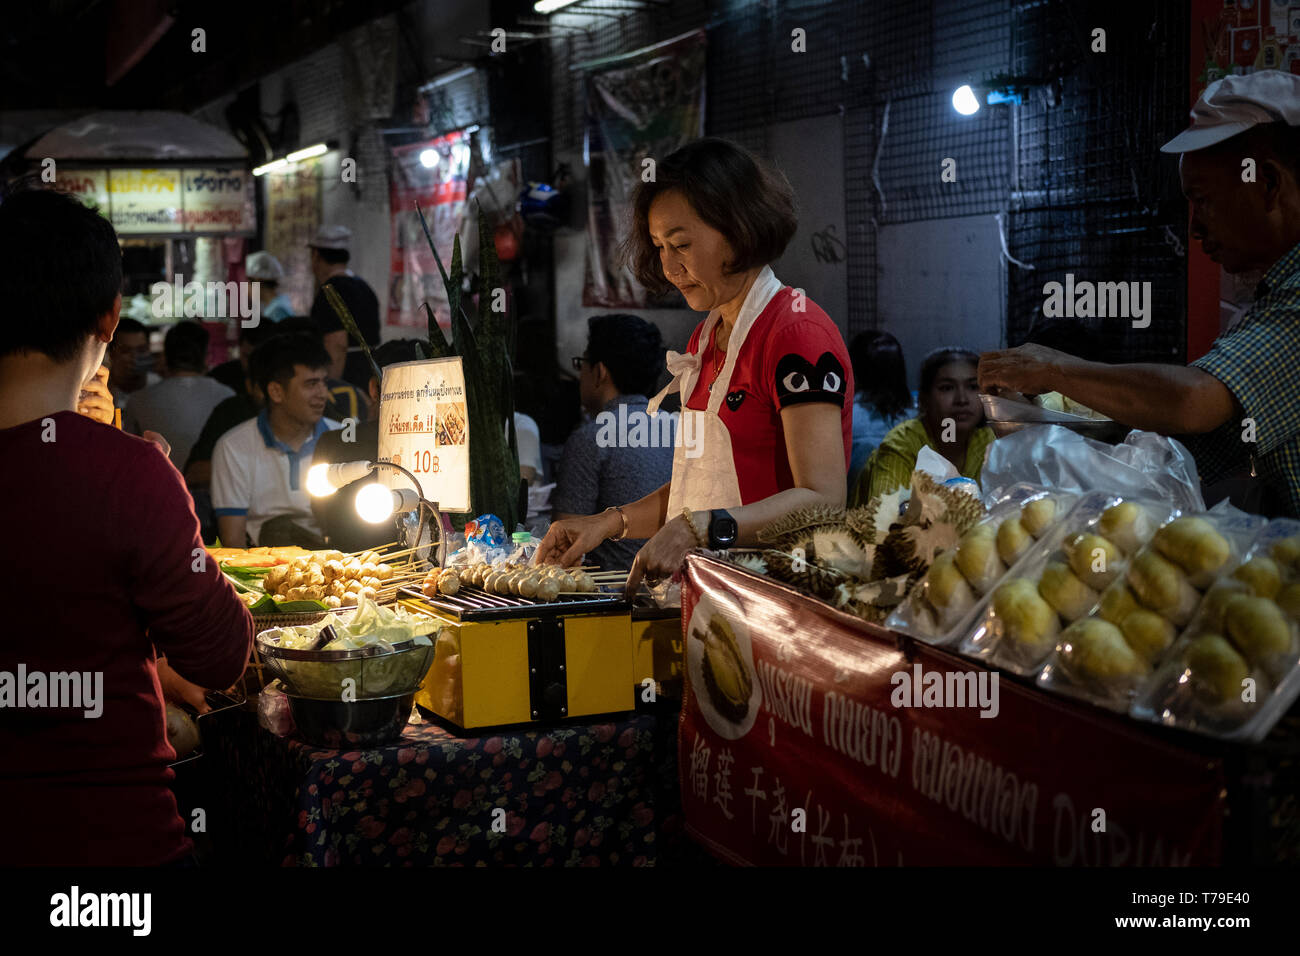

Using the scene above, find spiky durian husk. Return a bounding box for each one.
[727,551,769,574]
[779,525,874,578]
[872,521,961,580]
[901,472,985,535]
[847,493,900,548]
[762,549,847,599]
[757,504,847,547]
[834,573,913,612]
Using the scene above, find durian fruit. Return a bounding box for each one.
[847,492,904,547]
[1119,608,1176,663]
[729,552,768,575]
[1268,535,1300,571]
[1223,596,1293,662]
[1062,618,1147,683]
[902,472,985,536]
[1277,581,1300,620]
[872,522,960,581]
[1127,551,1201,626]
[1097,583,1141,626]
[1231,557,1283,599]
[836,575,912,624]
[991,578,1060,653]
[1037,562,1099,621]
[1097,501,1156,555]
[923,552,976,628]
[1185,633,1251,705]
[763,549,846,599]
[1152,516,1231,588]
[1199,578,1253,631]
[807,526,874,578]
[1020,496,1058,538]
[996,516,1034,566]
[695,616,753,722]
[1064,532,1123,590]
[757,505,847,547]
[954,523,1005,593]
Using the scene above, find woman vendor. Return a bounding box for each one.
[536,138,853,594]
[851,347,994,504]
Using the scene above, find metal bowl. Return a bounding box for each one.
[980,393,1131,444]
[255,631,435,700]
[285,692,416,748]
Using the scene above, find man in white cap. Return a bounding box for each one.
[980,70,1300,517]
[246,250,294,322]
[308,224,380,392]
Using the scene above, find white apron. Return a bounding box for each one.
[648,266,785,515]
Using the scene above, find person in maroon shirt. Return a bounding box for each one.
[0,186,253,866]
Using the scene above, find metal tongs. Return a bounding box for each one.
[307,622,341,652]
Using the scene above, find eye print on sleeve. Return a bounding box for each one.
[774,352,848,408]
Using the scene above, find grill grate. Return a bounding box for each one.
[402,586,627,622]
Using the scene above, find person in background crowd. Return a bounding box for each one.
[847,330,914,493]
[311,338,425,553]
[0,186,251,865]
[515,411,543,484]
[853,347,993,503]
[208,318,275,400]
[980,71,1300,518]
[211,333,338,548]
[278,314,369,424]
[123,320,234,472]
[550,315,674,570]
[308,224,381,393]
[246,250,294,322]
[106,316,158,408]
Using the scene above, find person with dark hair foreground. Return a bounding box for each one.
[0,187,251,865]
[854,347,994,503]
[551,314,675,570]
[981,71,1300,517]
[537,138,854,593]
[848,330,914,492]
[211,333,338,548]
[122,320,234,471]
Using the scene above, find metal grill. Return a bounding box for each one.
[403,586,627,622]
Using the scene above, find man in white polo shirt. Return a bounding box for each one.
[212,333,339,547]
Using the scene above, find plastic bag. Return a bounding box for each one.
[980,426,1205,514]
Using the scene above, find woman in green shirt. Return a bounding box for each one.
[852,347,994,504]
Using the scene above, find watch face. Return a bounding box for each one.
[712,512,738,546]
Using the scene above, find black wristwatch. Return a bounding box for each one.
[708,509,739,550]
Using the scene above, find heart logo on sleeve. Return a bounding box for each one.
[725,390,746,411]
[774,352,847,407]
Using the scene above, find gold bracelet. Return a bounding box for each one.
[681,508,708,548]
[604,505,628,540]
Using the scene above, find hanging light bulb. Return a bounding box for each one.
[952,85,981,116]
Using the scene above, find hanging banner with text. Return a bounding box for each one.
[679,554,1226,866]
[376,357,470,513]
[60,166,255,237]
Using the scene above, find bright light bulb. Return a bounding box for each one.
[419,149,439,169]
[952,85,980,116]
[355,483,396,523]
[306,463,336,497]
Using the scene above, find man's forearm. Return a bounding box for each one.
[1055,361,1236,434]
[217,515,247,548]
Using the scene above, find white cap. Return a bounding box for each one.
[308,224,352,250]
[1161,70,1300,153]
[245,250,285,280]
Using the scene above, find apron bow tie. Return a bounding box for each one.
[649,350,701,415]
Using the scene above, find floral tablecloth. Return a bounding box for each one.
[200,702,696,867]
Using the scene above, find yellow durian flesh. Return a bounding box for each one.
[954,524,1004,593]
[1199,578,1253,631]
[1097,583,1140,626]
[1152,516,1231,586]
[1065,532,1122,589]
[996,517,1034,566]
[1037,562,1098,621]
[1127,551,1200,625]
[1223,596,1293,663]
[1267,535,1300,570]
[1185,633,1250,705]
[992,578,1059,651]
[1277,581,1300,620]
[1020,497,1058,538]
[925,552,975,614]
[1119,608,1175,663]
[1097,501,1154,555]
[1231,557,1283,599]
[1063,618,1146,682]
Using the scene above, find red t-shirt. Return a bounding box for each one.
[0,412,253,865]
[684,288,854,504]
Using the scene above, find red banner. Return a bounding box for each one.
[679,554,1226,866]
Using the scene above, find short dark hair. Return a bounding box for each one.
[849,330,911,418]
[919,347,980,396]
[275,315,323,340]
[373,338,424,373]
[314,246,349,265]
[250,332,331,395]
[239,319,277,347]
[586,314,664,396]
[163,321,210,373]
[0,186,122,362]
[112,317,149,345]
[622,138,798,297]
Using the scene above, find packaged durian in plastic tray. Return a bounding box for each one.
[960,492,1177,676]
[1130,518,1300,741]
[1035,508,1267,712]
[887,485,1079,647]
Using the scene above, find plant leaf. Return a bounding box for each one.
[322,283,382,383]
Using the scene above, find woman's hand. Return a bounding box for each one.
[536,510,620,567]
[624,513,700,599]
[157,658,211,714]
[77,365,115,425]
